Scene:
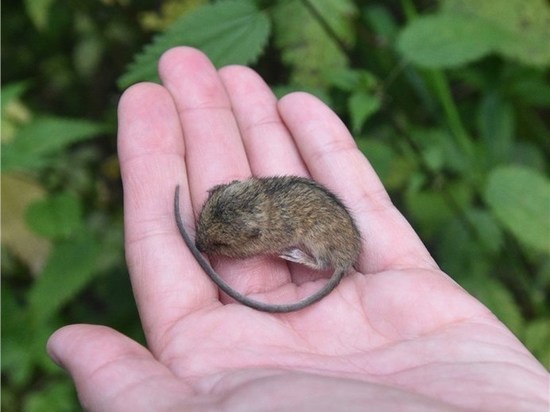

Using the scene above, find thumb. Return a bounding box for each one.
[47,324,192,411]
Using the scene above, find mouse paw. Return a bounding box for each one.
[280,248,321,270]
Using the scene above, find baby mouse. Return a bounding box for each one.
[174,176,361,313]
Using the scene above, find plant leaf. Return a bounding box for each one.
[348,91,381,132]
[26,192,83,239]
[24,0,55,30]
[477,91,515,166]
[1,116,107,172]
[28,232,101,322]
[272,0,357,88]
[398,0,550,68]
[462,274,524,336]
[118,0,270,89]
[443,0,550,67]
[485,166,550,253]
[397,14,501,68]
[1,174,51,275]
[523,318,550,367]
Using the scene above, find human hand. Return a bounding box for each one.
[48,47,549,411]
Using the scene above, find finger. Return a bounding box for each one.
[118,82,219,346]
[158,47,250,210]
[159,48,287,299]
[218,65,317,286]
[278,92,438,273]
[218,65,308,177]
[47,325,191,412]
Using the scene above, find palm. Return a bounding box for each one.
[48,47,548,411]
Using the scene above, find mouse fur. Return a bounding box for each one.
[174,176,361,313]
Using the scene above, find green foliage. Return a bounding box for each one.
[2,0,549,408]
[272,0,357,87]
[2,115,107,172]
[397,14,501,68]
[485,166,550,254]
[28,233,102,323]
[26,192,83,239]
[118,0,271,88]
[398,0,550,68]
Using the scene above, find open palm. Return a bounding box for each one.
[48,47,548,411]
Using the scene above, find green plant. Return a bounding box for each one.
[2,0,549,409]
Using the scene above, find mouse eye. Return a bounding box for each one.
[246,228,261,239]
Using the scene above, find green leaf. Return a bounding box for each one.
[477,91,515,165]
[1,82,32,142]
[443,0,550,67]
[1,82,30,111]
[466,209,504,254]
[28,232,101,322]
[398,0,550,68]
[118,0,270,88]
[1,116,107,172]
[26,192,82,239]
[406,181,473,237]
[397,14,501,68]
[24,381,76,412]
[356,139,397,185]
[462,274,524,336]
[364,4,399,40]
[24,0,56,30]
[348,91,381,132]
[523,318,550,367]
[1,290,35,386]
[485,166,550,253]
[273,0,356,88]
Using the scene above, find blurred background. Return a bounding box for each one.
[2,0,549,409]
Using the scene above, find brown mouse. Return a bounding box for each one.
[174,176,361,313]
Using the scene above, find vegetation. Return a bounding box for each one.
[2,0,549,409]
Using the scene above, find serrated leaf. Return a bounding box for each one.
[485,166,550,253]
[118,0,270,88]
[26,192,82,239]
[1,174,51,275]
[28,232,101,322]
[1,116,107,172]
[443,0,550,67]
[348,91,381,132]
[397,14,501,68]
[273,0,356,88]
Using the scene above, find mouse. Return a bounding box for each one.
[174,176,361,313]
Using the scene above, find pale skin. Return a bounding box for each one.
[47,47,549,411]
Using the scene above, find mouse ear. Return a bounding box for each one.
[207,183,229,198]
[207,180,244,198]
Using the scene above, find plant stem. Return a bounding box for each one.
[300,0,350,55]
[429,70,475,157]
